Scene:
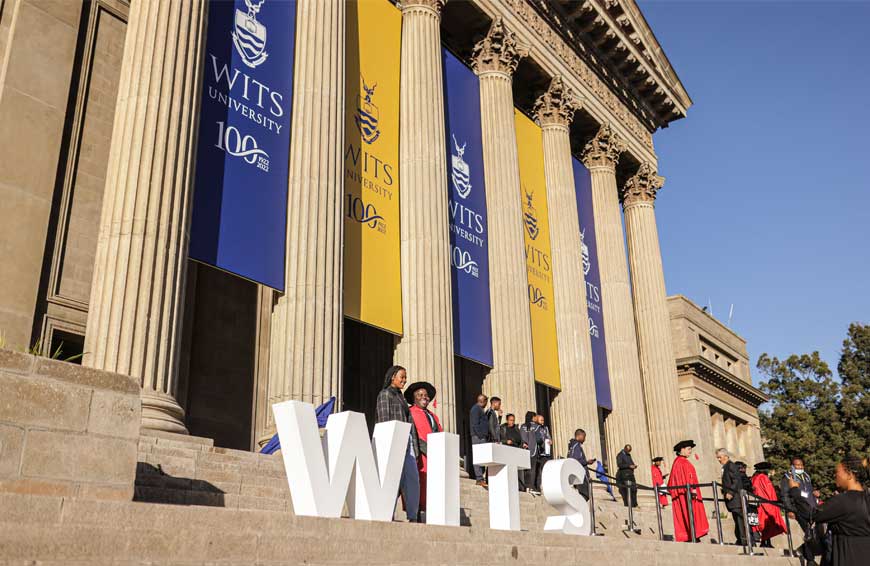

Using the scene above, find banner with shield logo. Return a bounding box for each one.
[189,0,296,290]
[572,158,612,410]
[442,48,493,367]
[515,110,561,390]
[342,0,402,335]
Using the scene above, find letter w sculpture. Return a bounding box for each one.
[272,400,409,521]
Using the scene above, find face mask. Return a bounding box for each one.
[792,466,805,476]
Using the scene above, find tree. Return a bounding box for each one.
[757,352,844,494]
[838,323,870,455]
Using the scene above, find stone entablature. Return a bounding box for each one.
[668,294,754,384]
[471,0,667,165]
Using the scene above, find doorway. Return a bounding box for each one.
[341,317,396,432]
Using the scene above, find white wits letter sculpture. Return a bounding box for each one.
[272,401,410,521]
[541,459,592,535]
[426,432,460,526]
[472,443,531,530]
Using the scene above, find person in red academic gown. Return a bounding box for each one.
[651,457,669,507]
[751,462,786,546]
[405,381,442,513]
[667,439,709,542]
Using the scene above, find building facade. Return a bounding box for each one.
[0,0,763,483]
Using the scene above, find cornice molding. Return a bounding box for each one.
[677,356,768,408]
[502,0,654,149]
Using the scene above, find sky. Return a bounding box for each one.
[637,1,870,385]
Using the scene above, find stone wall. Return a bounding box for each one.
[0,349,140,500]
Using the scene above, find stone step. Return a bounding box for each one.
[0,492,799,565]
[134,432,788,548]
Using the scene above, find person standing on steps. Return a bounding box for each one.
[486,397,503,445]
[616,444,638,508]
[788,454,870,566]
[519,411,544,495]
[717,448,747,545]
[469,394,490,487]
[669,440,709,542]
[534,414,552,492]
[781,456,819,563]
[406,381,442,520]
[568,428,596,500]
[751,462,786,548]
[651,456,669,507]
[376,365,420,522]
[499,413,527,490]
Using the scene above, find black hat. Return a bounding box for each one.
[735,461,748,469]
[404,381,436,404]
[754,461,773,471]
[652,456,664,463]
[673,439,696,454]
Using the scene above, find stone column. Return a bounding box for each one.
[471,19,535,417]
[725,418,738,456]
[267,0,345,429]
[534,77,600,458]
[393,0,456,431]
[712,411,726,449]
[623,163,687,460]
[581,125,651,483]
[684,398,717,482]
[83,0,207,433]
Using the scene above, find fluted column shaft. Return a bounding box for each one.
[582,126,651,484]
[393,0,456,431]
[84,0,207,433]
[267,0,345,434]
[472,20,535,417]
[623,163,686,461]
[535,79,600,458]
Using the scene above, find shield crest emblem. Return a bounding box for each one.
[523,189,539,241]
[355,96,380,144]
[451,135,471,199]
[233,8,268,68]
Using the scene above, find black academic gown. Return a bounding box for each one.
[790,487,870,566]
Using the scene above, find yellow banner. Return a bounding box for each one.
[515,110,561,390]
[343,0,402,335]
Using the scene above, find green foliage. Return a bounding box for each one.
[838,323,870,454]
[758,323,870,495]
[26,339,84,363]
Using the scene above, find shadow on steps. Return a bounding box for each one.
[134,462,226,507]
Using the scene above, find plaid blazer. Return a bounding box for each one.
[375,386,418,457]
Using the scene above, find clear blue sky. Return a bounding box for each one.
[638,1,870,384]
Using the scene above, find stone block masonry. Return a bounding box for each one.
[0,349,140,501]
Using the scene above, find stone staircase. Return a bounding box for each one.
[0,430,800,564]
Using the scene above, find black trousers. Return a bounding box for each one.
[524,458,538,492]
[732,510,747,545]
[532,456,549,491]
[617,473,638,508]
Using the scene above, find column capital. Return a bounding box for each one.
[581,124,626,169]
[401,0,446,17]
[472,17,528,77]
[622,162,664,207]
[533,75,579,130]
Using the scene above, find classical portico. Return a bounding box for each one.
[0,0,775,486]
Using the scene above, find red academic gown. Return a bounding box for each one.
[651,465,669,507]
[409,405,442,510]
[667,455,709,542]
[751,473,786,540]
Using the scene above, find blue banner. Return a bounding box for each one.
[572,158,612,410]
[443,49,493,367]
[189,0,296,291]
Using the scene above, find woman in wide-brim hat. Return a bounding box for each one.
[406,381,442,513]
